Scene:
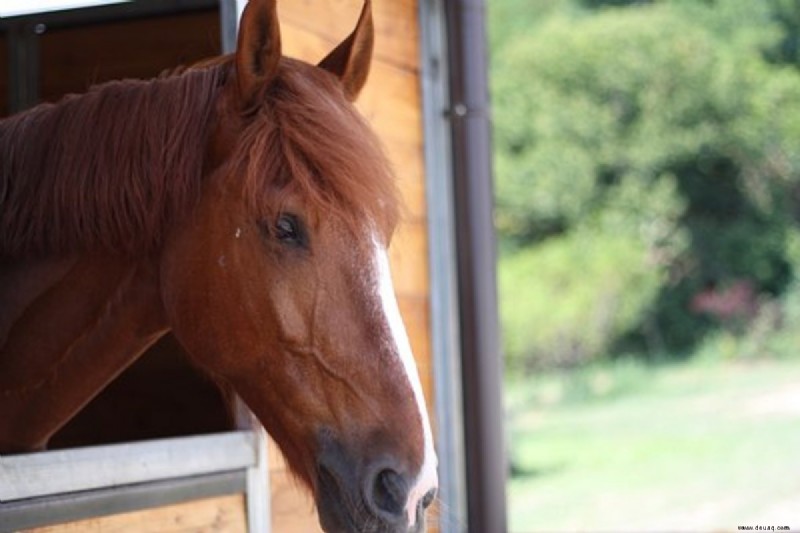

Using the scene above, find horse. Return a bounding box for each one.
[0,0,438,531]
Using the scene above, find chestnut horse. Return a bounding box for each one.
[0,0,437,531]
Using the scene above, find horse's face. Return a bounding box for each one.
[160,1,437,531]
[163,188,436,531]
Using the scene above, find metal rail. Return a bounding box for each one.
[0,431,256,502]
[0,431,262,532]
[444,0,508,531]
[0,470,246,532]
[418,0,468,531]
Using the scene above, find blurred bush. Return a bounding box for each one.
[500,229,657,370]
[500,175,685,370]
[491,0,800,370]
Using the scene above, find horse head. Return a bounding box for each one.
[160,1,437,531]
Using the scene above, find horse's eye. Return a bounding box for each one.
[275,214,306,247]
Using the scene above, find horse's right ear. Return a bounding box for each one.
[235,0,282,106]
[317,0,373,101]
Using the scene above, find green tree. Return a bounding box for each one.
[491,1,800,367]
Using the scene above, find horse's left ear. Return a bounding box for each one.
[235,0,282,106]
[318,0,374,101]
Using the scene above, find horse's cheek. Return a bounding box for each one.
[159,232,231,370]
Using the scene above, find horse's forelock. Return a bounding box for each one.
[237,58,401,238]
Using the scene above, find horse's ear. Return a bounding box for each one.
[317,0,374,101]
[235,0,282,106]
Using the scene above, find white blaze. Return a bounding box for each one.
[374,239,438,526]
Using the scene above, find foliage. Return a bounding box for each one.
[490,0,800,368]
[693,274,800,362]
[500,175,684,370]
[500,231,652,370]
[766,0,800,66]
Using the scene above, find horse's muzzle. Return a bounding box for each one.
[315,429,434,533]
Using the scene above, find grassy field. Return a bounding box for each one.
[506,358,800,532]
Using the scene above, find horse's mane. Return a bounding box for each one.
[0,56,399,259]
[0,66,227,258]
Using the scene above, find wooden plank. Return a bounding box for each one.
[388,141,428,222]
[20,494,247,533]
[358,61,423,143]
[391,221,432,297]
[264,438,321,532]
[266,435,285,474]
[398,294,434,402]
[269,468,322,533]
[358,63,428,221]
[278,0,419,71]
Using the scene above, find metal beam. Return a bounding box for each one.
[218,0,238,53]
[0,0,219,31]
[7,21,39,114]
[0,470,245,533]
[418,0,468,531]
[0,431,257,502]
[444,0,508,531]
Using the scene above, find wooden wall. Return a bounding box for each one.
[0,10,220,120]
[23,495,247,533]
[38,10,220,104]
[268,0,434,530]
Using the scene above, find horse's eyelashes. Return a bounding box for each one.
[274,213,307,248]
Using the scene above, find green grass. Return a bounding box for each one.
[506,358,800,531]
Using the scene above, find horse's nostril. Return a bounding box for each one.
[371,468,407,517]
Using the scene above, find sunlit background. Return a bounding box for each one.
[490,0,800,530]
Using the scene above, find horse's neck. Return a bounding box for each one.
[0,255,169,452]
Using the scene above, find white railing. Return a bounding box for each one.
[0,429,270,532]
